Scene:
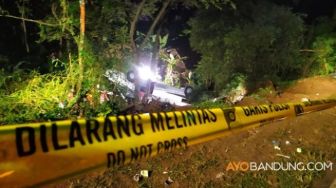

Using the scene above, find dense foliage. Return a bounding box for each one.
[189,0,306,92]
[0,0,335,124]
[305,17,336,75]
[0,0,231,124]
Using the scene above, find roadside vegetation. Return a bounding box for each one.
[1,0,335,124]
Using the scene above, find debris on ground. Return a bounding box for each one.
[272,140,281,150]
[164,177,174,186]
[133,174,141,182]
[133,170,152,183]
[225,147,229,153]
[216,172,225,179]
[301,97,310,102]
[276,153,290,159]
[296,147,302,153]
[274,146,281,150]
[140,170,151,178]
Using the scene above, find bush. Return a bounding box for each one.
[190,1,304,92]
[0,71,70,124]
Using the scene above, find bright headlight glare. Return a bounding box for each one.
[138,66,156,81]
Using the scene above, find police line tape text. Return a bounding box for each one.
[15,110,216,157]
[242,104,290,117]
[107,137,188,167]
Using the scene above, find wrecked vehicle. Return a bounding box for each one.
[104,65,193,106]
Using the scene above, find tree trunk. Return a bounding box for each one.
[129,0,146,63]
[18,1,29,53]
[77,0,85,93]
[21,18,29,53]
[139,0,172,49]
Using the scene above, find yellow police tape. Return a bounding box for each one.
[0,99,335,187]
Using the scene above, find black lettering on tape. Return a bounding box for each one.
[207,109,217,122]
[173,112,183,128]
[157,137,188,154]
[16,127,36,157]
[249,106,256,115]
[243,107,250,116]
[183,136,188,147]
[157,142,164,153]
[86,119,102,144]
[222,108,236,129]
[104,115,146,140]
[131,115,144,135]
[262,106,268,113]
[151,110,213,133]
[243,105,269,116]
[272,104,290,112]
[181,111,187,127]
[185,111,196,126]
[103,117,117,141]
[150,113,165,132]
[69,121,85,148]
[52,123,68,151]
[130,144,153,161]
[202,109,210,124]
[196,110,203,124]
[107,150,126,168]
[164,140,170,150]
[164,112,174,130]
[255,106,262,114]
[294,105,304,116]
[171,139,177,147]
[40,124,49,152]
[117,116,130,138]
[244,104,289,116]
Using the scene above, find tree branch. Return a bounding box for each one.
[0,14,58,27]
[17,1,30,53]
[140,0,172,49]
[129,0,146,53]
[299,49,322,52]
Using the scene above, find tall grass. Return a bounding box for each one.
[0,71,70,124]
[0,58,126,125]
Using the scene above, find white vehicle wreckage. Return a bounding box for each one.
[104,64,193,107]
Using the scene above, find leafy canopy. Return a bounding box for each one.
[189,0,305,91]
